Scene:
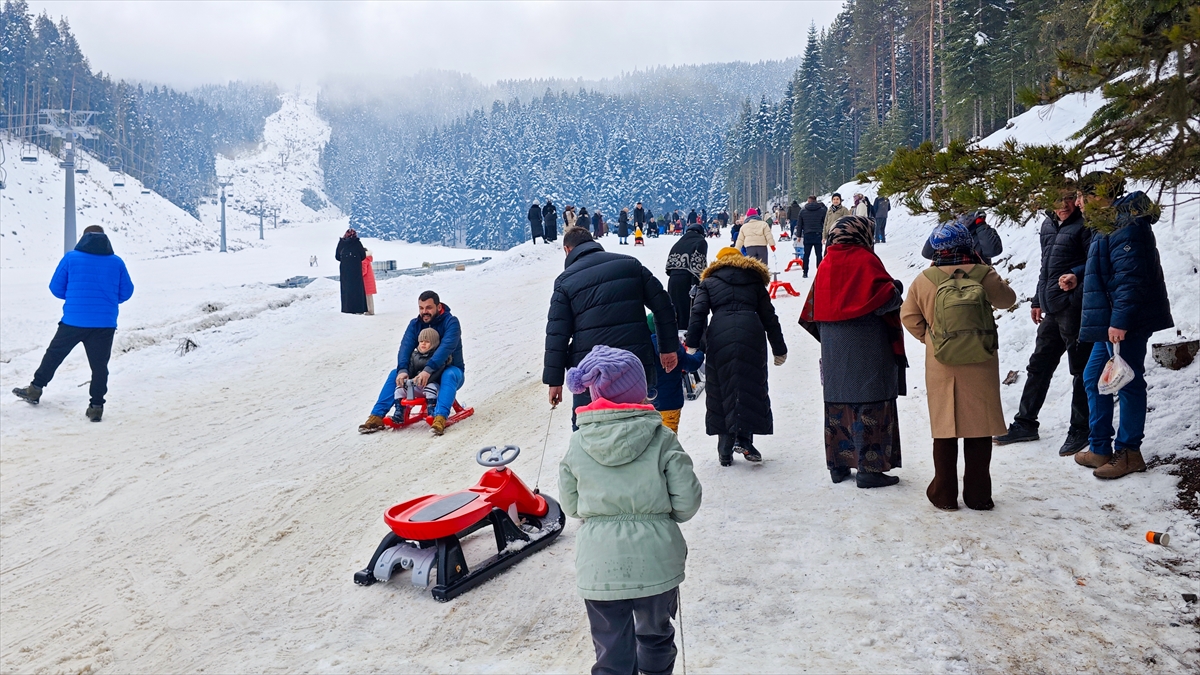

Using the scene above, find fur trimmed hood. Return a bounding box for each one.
[700,253,771,286]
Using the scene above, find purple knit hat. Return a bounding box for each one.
[565,345,647,405]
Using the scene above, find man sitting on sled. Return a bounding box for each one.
[360,290,466,436]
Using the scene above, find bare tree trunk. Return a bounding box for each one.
[939,0,949,146]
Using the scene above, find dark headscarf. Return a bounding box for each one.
[343,228,358,239]
[826,215,874,249]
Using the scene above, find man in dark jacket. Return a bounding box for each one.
[360,291,466,436]
[545,227,680,427]
[872,195,891,242]
[14,226,134,421]
[542,200,558,243]
[921,211,1002,264]
[717,209,729,228]
[995,195,1093,454]
[528,201,545,243]
[633,202,645,229]
[1073,183,1173,480]
[796,196,827,278]
[786,200,802,237]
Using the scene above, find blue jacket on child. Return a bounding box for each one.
[49,232,134,328]
[649,333,705,412]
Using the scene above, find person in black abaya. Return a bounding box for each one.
[336,229,368,314]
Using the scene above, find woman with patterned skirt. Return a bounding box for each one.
[800,216,907,488]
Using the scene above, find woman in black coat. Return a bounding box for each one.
[666,223,708,328]
[617,208,631,244]
[542,201,558,242]
[335,229,368,314]
[686,247,787,465]
[528,202,545,243]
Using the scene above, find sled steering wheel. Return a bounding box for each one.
[477,445,521,468]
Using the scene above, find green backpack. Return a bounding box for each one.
[922,265,998,365]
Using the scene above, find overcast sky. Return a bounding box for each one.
[31,1,843,89]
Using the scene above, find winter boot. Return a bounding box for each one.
[1058,428,1090,457]
[829,467,852,484]
[856,471,899,488]
[717,435,735,467]
[734,439,762,462]
[431,415,447,436]
[1093,449,1146,480]
[12,384,42,404]
[962,438,994,510]
[390,405,406,426]
[1074,450,1110,469]
[85,405,103,422]
[358,415,386,434]
[993,420,1038,445]
[927,439,959,510]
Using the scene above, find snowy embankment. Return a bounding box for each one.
[1,95,1198,673]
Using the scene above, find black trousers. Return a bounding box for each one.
[802,233,823,275]
[1016,310,1091,433]
[667,273,694,332]
[585,587,679,675]
[32,322,116,406]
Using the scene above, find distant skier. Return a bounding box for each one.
[335,229,368,314]
[542,200,559,243]
[13,225,134,422]
[528,201,545,244]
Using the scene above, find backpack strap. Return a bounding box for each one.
[965,264,991,282]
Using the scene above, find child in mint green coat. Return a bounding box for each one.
[559,345,702,675]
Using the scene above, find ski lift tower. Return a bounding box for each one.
[255,196,268,240]
[38,109,99,253]
[217,176,233,252]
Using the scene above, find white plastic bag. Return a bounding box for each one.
[1097,342,1135,395]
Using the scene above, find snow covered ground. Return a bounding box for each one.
[2,92,1198,673]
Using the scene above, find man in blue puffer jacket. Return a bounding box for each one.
[1072,176,1173,480]
[13,226,134,421]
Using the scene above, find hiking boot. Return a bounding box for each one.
[830,467,852,484]
[1093,450,1147,480]
[856,471,899,488]
[1059,429,1090,457]
[928,440,959,510]
[390,405,406,425]
[735,442,762,463]
[431,415,447,436]
[1074,450,1110,468]
[12,385,42,404]
[993,421,1039,445]
[85,405,103,422]
[358,415,386,434]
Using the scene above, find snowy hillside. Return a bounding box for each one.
[1,91,1198,673]
[0,136,220,265]
[203,92,341,232]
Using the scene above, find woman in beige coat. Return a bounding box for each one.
[901,222,1016,511]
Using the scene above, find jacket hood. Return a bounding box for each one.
[803,202,824,212]
[74,232,114,256]
[574,401,662,467]
[700,253,771,285]
[684,223,705,236]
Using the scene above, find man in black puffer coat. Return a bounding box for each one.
[686,248,787,465]
[796,196,827,278]
[996,196,1093,455]
[665,223,709,328]
[545,227,680,427]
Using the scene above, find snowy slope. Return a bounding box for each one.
[0,136,221,265]
[1,92,1198,673]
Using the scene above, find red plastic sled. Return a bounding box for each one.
[382,397,475,430]
[784,257,805,272]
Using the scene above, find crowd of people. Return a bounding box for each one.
[16,175,1173,675]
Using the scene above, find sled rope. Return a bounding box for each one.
[534,405,555,491]
[678,587,687,675]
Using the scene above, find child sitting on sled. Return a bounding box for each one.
[634,226,645,246]
[647,313,704,433]
[393,328,443,418]
[558,345,703,675]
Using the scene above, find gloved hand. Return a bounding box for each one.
[770,246,776,252]
[773,353,787,366]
